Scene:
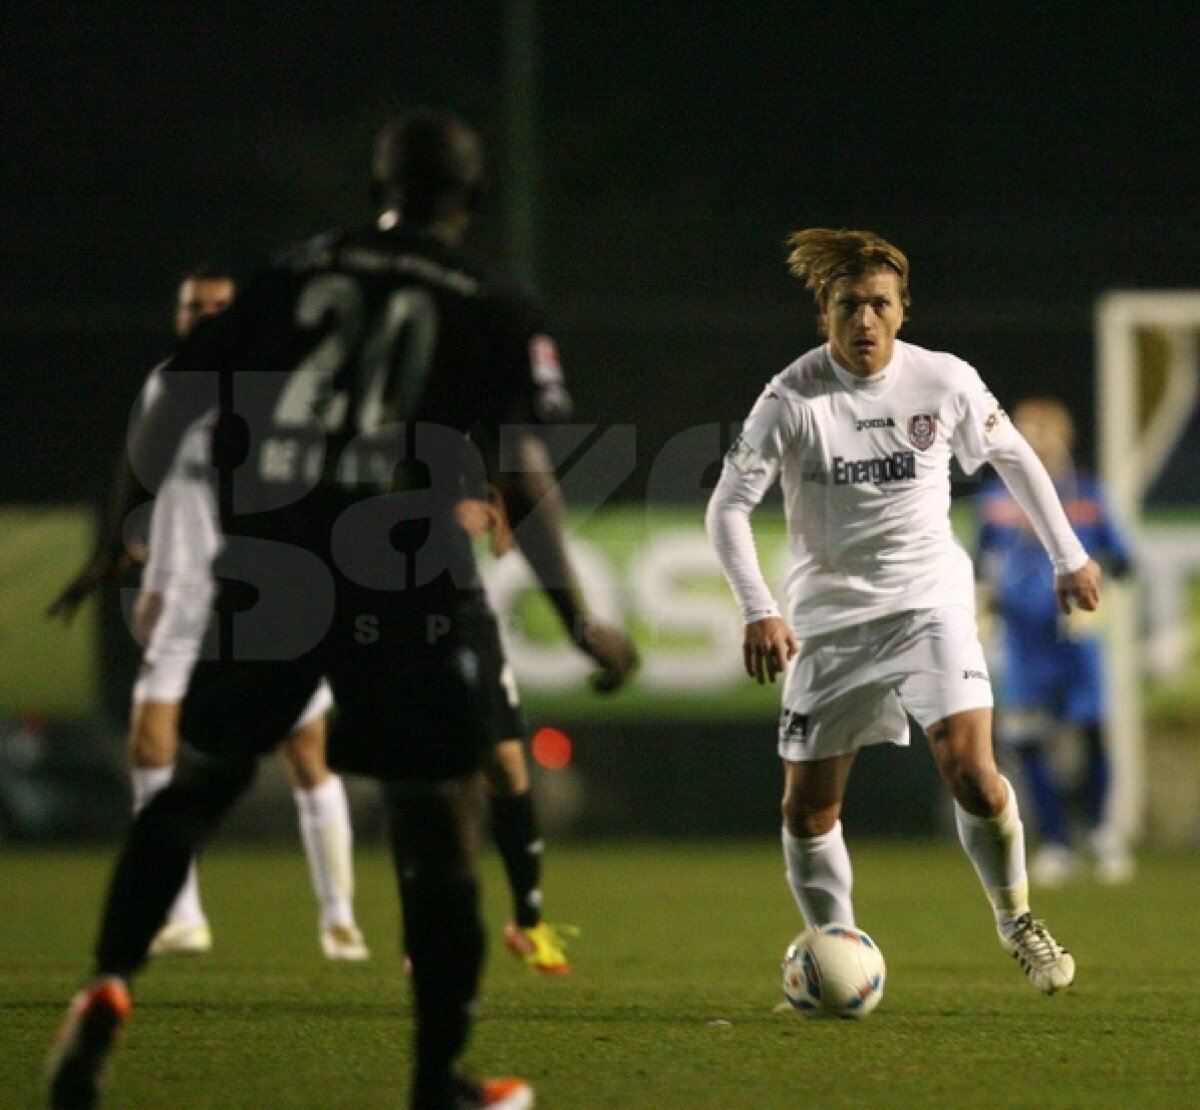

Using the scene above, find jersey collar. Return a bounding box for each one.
[826,341,904,395]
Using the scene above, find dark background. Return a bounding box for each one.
[3,1,1197,506]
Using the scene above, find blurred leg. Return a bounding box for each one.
[485,739,542,929]
[95,750,255,979]
[385,775,486,1110]
[281,716,362,941]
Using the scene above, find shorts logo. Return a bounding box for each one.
[962,668,988,681]
[908,413,937,451]
[779,710,810,744]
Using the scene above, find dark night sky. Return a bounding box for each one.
[2,2,1197,502]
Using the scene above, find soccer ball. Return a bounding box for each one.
[781,923,886,1018]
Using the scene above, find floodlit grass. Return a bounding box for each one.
[4,840,1199,1107]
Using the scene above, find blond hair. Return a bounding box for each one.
[785,228,911,311]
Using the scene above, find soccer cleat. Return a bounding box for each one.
[1000,913,1075,994]
[477,1078,535,1109]
[45,976,132,1109]
[321,922,370,961]
[503,921,575,975]
[446,1075,535,1109]
[148,919,212,957]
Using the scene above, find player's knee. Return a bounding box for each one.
[130,712,178,768]
[781,794,840,838]
[281,744,329,790]
[941,760,1004,816]
[484,741,529,796]
[280,722,330,790]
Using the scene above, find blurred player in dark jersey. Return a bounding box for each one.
[46,108,638,1110]
[976,397,1134,886]
[119,269,368,962]
[454,486,576,974]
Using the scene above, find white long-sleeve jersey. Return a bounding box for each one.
[138,367,221,591]
[706,340,1088,636]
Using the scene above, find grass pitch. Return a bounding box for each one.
[4,839,1199,1108]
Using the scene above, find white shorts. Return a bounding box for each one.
[777,606,992,763]
[133,582,333,731]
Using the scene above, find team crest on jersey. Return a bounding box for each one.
[907,413,937,451]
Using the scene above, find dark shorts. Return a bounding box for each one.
[179,597,520,782]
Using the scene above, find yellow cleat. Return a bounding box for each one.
[503,921,577,975]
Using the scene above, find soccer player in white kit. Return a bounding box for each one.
[129,271,367,961]
[707,229,1100,994]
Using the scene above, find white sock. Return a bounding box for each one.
[131,765,207,928]
[954,776,1030,937]
[782,821,855,928]
[294,775,355,930]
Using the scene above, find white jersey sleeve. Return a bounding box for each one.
[947,363,1018,473]
[988,435,1090,574]
[705,382,802,622]
[142,412,222,590]
[947,363,1087,573]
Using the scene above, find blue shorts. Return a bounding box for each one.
[1001,635,1104,726]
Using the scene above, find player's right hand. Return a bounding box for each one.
[46,551,134,625]
[743,616,799,685]
[578,619,640,694]
[1055,558,1102,616]
[453,485,516,556]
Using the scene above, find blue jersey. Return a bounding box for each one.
[975,470,1132,722]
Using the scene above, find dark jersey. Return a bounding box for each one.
[147,223,570,655]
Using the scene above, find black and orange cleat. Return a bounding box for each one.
[45,976,132,1109]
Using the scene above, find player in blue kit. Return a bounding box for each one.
[976,397,1135,886]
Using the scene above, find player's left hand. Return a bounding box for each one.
[578,619,640,694]
[1055,558,1102,615]
[46,549,136,625]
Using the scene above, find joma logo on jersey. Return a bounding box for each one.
[831,451,916,485]
[855,417,896,430]
[963,669,988,681]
